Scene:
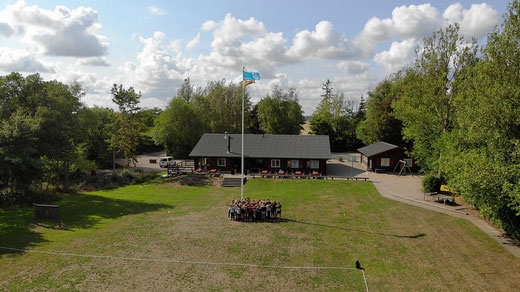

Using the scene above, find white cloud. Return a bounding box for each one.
[337,60,370,75]
[201,20,217,31]
[148,6,166,16]
[0,47,54,72]
[443,3,499,38]
[185,33,200,52]
[76,56,110,66]
[353,17,394,57]
[118,31,184,100]
[287,21,356,60]
[0,1,108,57]
[374,39,416,73]
[392,4,441,40]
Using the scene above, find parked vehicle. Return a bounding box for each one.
[159,157,176,168]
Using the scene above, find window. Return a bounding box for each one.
[310,160,319,169]
[380,158,390,167]
[404,158,413,167]
[217,158,226,167]
[271,159,280,168]
[202,158,210,166]
[290,160,299,168]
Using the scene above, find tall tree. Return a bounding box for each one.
[256,87,305,134]
[0,111,40,202]
[442,2,520,238]
[310,80,361,151]
[108,84,146,167]
[152,97,204,158]
[392,24,478,175]
[356,77,405,146]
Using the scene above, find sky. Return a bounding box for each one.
[0,0,512,114]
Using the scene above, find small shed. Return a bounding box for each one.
[357,141,418,172]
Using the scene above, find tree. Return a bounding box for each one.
[392,24,478,175]
[441,2,520,238]
[0,111,40,203]
[256,87,305,134]
[152,97,204,158]
[356,77,405,146]
[108,84,146,167]
[76,107,115,168]
[310,80,362,151]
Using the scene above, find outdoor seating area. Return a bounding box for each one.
[257,169,324,179]
[192,168,222,177]
[424,192,455,205]
[228,198,281,221]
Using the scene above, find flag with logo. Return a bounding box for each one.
[243,71,261,81]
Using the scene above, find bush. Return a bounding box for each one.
[422,175,441,193]
[119,169,137,183]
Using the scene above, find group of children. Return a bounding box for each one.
[228,198,281,221]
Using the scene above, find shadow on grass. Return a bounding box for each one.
[0,192,171,256]
[232,217,426,239]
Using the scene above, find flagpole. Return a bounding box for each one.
[241,66,245,200]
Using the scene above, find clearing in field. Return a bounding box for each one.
[1,178,519,291]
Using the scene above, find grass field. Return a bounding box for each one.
[1,177,519,291]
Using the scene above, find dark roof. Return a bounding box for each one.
[357,141,404,157]
[189,133,331,160]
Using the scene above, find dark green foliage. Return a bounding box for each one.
[152,97,204,158]
[422,175,441,193]
[356,78,405,146]
[256,87,305,134]
[440,1,520,239]
[310,79,363,151]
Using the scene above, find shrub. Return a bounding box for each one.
[338,156,344,162]
[119,169,137,183]
[422,175,441,193]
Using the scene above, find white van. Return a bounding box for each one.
[159,157,175,168]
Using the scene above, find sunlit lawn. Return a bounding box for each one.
[1,177,519,291]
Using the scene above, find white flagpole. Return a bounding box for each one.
[241,67,245,200]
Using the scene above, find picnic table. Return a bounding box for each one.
[432,194,455,205]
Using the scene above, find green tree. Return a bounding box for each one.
[392,24,478,175]
[310,80,361,151]
[108,84,146,167]
[76,107,115,168]
[256,87,305,134]
[356,77,405,146]
[152,97,204,158]
[0,111,40,203]
[441,2,520,238]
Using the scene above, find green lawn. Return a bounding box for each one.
[1,177,519,291]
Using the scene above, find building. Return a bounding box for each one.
[189,133,331,174]
[357,141,419,172]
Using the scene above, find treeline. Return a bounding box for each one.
[356,2,520,238]
[0,74,161,204]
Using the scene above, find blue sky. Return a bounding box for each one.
[0,0,512,114]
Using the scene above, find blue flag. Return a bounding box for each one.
[243,71,261,81]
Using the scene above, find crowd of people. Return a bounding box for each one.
[228,198,281,221]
